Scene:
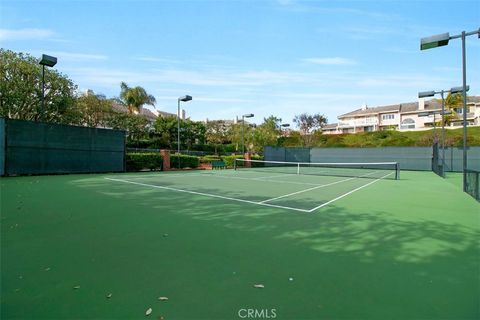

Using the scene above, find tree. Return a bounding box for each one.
[0,49,78,123]
[75,95,114,128]
[154,116,178,148]
[153,116,206,149]
[107,111,149,142]
[444,93,467,126]
[117,82,156,114]
[293,113,327,146]
[205,120,231,154]
[252,116,282,153]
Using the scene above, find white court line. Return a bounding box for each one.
[206,173,322,186]
[105,177,310,213]
[111,172,209,179]
[259,170,381,204]
[307,172,394,212]
[259,176,357,203]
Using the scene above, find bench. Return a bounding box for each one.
[211,160,226,170]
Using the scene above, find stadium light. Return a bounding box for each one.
[241,113,254,155]
[177,95,192,168]
[417,86,469,176]
[38,54,57,121]
[420,28,479,191]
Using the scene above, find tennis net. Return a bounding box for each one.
[234,159,400,180]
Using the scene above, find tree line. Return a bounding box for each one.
[1,49,328,152]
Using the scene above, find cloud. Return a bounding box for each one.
[136,56,182,64]
[0,28,55,41]
[303,57,357,66]
[50,51,108,61]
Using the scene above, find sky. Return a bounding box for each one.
[1,0,479,126]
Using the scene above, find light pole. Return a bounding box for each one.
[418,86,468,175]
[38,54,57,122]
[177,95,192,168]
[241,113,254,155]
[280,123,290,139]
[421,28,480,191]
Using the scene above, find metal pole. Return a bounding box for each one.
[177,99,180,169]
[41,64,45,122]
[241,115,245,155]
[441,91,445,176]
[433,112,436,142]
[461,31,467,192]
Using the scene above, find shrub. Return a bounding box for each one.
[171,154,200,168]
[219,154,263,168]
[126,153,163,171]
[199,155,222,164]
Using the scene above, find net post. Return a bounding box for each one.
[234,158,237,170]
[297,163,300,175]
[395,162,400,180]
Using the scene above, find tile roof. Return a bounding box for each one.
[323,123,339,129]
[338,98,448,118]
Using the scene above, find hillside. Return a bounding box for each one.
[284,127,480,148]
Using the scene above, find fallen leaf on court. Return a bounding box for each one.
[253,284,265,288]
[146,308,152,316]
[73,285,80,289]
[158,296,168,301]
[106,293,112,298]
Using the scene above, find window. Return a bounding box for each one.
[382,114,395,120]
[364,126,374,132]
[400,118,415,129]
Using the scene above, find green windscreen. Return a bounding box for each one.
[3,118,125,175]
[0,118,5,176]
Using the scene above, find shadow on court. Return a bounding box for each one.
[1,172,478,319]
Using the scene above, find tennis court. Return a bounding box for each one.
[1,165,479,319]
[106,160,399,213]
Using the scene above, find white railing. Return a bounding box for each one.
[338,118,378,127]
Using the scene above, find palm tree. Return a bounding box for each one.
[118,82,156,114]
[444,92,464,126]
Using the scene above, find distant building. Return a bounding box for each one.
[323,96,480,134]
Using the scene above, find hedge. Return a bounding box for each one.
[126,153,163,171]
[170,154,200,168]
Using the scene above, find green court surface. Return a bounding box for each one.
[1,169,479,319]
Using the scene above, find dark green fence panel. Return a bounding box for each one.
[442,147,480,172]
[310,147,432,170]
[3,118,125,175]
[0,118,5,176]
[263,146,286,162]
[285,147,310,163]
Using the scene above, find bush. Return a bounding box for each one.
[171,154,200,168]
[199,155,221,164]
[126,153,163,171]
[220,154,263,168]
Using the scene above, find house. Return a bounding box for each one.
[323,96,480,134]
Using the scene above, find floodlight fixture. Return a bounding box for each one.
[39,54,57,67]
[420,33,450,50]
[418,91,435,98]
[243,113,254,118]
[178,95,192,102]
[450,85,469,94]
